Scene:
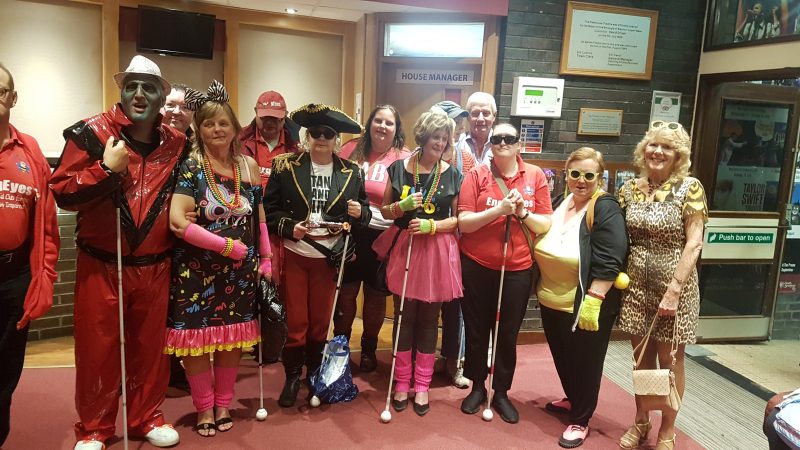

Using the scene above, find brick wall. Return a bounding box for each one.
[499,0,705,330]
[28,209,76,341]
[772,293,800,340]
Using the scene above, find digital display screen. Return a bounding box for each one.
[525,89,544,96]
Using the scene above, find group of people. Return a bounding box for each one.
[0,54,708,450]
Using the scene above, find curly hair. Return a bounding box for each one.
[632,123,692,178]
[190,101,243,162]
[413,108,454,152]
[350,105,405,164]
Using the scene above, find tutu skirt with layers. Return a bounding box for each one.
[372,225,463,302]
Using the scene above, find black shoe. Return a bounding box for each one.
[391,397,408,412]
[491,393,519,424]
[413,399,430,416]
[460,388,487,414]
[278,375,301,407]
[545,398,571,414]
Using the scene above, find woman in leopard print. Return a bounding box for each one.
[616,121,708,450]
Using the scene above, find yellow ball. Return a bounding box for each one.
[614,272,630,290]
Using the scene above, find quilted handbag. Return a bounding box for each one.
[631,316,682,413]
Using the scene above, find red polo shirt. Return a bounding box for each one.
[458,157,553,271]
[0,126,37,250]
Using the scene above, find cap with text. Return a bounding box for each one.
[255,91,287,118]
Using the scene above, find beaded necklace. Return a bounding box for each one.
[202,156,241,208]
[647,177,669,197]
[413,152,441,214]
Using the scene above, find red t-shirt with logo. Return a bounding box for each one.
[339,139,410,228]
[458,157,553,271]
[0,127,37,250]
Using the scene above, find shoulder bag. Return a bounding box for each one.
[631,315,682,412]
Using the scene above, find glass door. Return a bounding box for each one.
[693,81,800,341]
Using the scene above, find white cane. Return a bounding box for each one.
[482,216,512,422]
[255,307,268,420]
[309,231,351,407]
[116,206,129,449]
[380,233,414,423]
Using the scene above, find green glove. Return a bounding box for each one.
[577,295,602,331]
[398,194,417,212]
[418,219,432,234]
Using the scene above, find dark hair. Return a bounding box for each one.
[0,62,14,90]
[350,105,405,164]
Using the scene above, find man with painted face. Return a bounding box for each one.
[50,55,188,450]
[455,91,497,167]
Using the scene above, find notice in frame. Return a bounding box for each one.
[560,2,658,80]
[577,108,623,136]
[520,119,545,154]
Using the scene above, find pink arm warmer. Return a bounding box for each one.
[259,222,272,274]
[183,223,247,260]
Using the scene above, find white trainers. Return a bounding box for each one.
[144,424,180,447]
[447,357,470,389]
[74,439,106,450]
[74,440,104,450]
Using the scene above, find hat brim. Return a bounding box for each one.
[290,105,362,134]
[256,108,287,119]
[113,72,171,95]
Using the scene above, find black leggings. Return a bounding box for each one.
[393,296,441,354]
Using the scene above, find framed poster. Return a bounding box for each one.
[577,108,623,136]
[559,2,659,80]
[650,91,682,123]
[705,0,800,51]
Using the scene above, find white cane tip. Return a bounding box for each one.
[310,396,321,407]
[256,408,268,420]
[482,409,494,421]
[380,410,392,423]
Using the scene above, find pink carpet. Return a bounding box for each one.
[7,344,703,449]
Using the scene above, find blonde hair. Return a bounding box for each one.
[413,108,455,152]
[632,124,692,178]
[191,101,243,162]
[566,147,606,175]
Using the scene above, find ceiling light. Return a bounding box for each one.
[285,8,297,14]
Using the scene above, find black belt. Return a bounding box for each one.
[0,243,29,265]
[77,241,171,267]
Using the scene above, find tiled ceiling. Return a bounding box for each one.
[193,0,452,21]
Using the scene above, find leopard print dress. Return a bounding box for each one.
[617,177,708,344]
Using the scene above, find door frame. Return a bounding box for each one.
[692,69,800,341]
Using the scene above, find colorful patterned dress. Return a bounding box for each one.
[165,157,261,357]
[617,177,708,344]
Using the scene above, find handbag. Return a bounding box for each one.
[631,315,682,412]
[374,227,401,295]
[256,277,287,364]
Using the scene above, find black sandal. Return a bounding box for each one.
[215,417,233,432]
[194,422,216,437]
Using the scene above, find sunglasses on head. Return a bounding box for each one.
[308,127,337,140]
[650,121,681,131]
[489,134,520,145]
[567,170,601,181]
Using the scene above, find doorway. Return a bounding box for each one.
[693,75,800,341]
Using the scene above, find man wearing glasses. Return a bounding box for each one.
[456,91,497,167]
[0,62,60,448]
[239,90,299,187]
[161,83,194,139]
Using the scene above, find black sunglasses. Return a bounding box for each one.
[489,135,520,145]
[650,121,681,131]
[568,170,601,181]
[308,127,337,140]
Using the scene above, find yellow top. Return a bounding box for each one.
[533,195,584,313]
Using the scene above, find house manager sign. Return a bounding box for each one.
[397,69,474,86]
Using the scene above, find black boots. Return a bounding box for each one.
[279,346,304,407]
[359,337,378,372]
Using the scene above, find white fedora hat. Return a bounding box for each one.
[113,55,171,93]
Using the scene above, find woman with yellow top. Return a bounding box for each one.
[534,147,628,448]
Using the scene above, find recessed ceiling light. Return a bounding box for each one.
[285,8,297,14]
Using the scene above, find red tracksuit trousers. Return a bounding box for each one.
[73,251,171,442]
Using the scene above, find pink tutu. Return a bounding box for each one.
[372,225,462,302]
[164,320,261,357]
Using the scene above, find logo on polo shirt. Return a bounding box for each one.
[523,185,533,196]
[486,196,533,208]
[16,161,30,173]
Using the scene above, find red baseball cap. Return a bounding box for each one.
[255,91,287,118]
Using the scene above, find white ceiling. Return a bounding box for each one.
[193,0,451,22]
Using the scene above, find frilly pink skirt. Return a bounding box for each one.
[164,320,260,357]
[372,225,463,302]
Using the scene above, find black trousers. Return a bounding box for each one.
[540,305,616,426]
[0,265,31,446]
[461,254,532,393]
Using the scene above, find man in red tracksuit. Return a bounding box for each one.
[50,56,188,450]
